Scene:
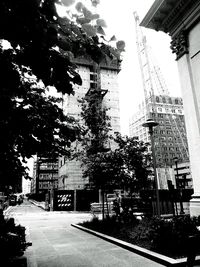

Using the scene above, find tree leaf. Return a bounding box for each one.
[82,24,97,37]
[97,26,105,36]
[82,6,93,20]
[75,2,84,12]
[110,35,117,42]
[96,19,107,28]
[73,73,82,85]
[76,17,91,25]
[90,13,100,20]
[116,40,125,52]
[91,0,100,7]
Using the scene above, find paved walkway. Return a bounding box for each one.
[8,200,164,267]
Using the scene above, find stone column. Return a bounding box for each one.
[171,28,200,216]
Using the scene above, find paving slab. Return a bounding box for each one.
[10,200,164,267]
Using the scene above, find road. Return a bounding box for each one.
[7,200,163,267]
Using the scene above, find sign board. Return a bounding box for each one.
[54,190,74,211]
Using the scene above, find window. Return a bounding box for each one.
[175,98,179,104]
[90,73,97,81]
[90,82,97,89]
[168,97,172,104]
[156,96,160,103]
[162,97,166,103]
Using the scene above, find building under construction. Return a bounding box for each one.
[129,12,192,190]
[58,56,121,192]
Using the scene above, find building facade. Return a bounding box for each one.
[141,0,200,215]
[130,95,189,165]
[129,95,190,189]
[31,157,58,194]
[22,177,31,195]
[58,57,121,191]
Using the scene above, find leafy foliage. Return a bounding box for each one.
[0,215,31,263]
[81,215,200,259]
[76,103,151,192]
[76,87,113,189]
[0,0,124,189]
[114,133,152,193]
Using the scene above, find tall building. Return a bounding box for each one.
[129,95,190,189]
[22,177,31,195]
[31,157,58,194]
[58,56,121,191]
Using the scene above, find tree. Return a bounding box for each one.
[114,133,152,194]
[0,0,124,190]
[80,133,152,194]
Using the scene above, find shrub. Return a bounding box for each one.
[80,215,200,258]
[0,214,31,264]
[147,215,200,257]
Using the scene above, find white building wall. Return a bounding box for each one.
[176,21,200,216]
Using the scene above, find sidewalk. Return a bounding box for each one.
[9,200,164,267]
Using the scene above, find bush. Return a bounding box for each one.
[0,213,31,264]
[148,215,200,257]
[80,215,200,258]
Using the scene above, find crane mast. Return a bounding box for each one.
[133,11,189,167]
[133,11,155,119]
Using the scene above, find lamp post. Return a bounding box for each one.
[142,119,160,218]
[173,157,184,215]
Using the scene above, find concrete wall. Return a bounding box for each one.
[58,64,121,191]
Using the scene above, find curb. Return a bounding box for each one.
[28,200,46,210]
[71,224,200,266]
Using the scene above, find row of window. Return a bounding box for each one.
[156,154,188,163]
[155,96,182,105]
[157,107,182,113]
[39,174,58,180]
[155,146,185,152]
[39,181,58,189]
[154,131,185,136]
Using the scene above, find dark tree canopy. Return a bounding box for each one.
[0,0,124,189]
[114,133,152,192]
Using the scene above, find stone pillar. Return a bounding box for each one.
[171,27,200,216]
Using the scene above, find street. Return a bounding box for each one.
[7,200,163,267]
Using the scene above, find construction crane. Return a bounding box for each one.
[133,11,189,169]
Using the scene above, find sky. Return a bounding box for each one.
[97,0,182,135]
[27,0,183,176]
